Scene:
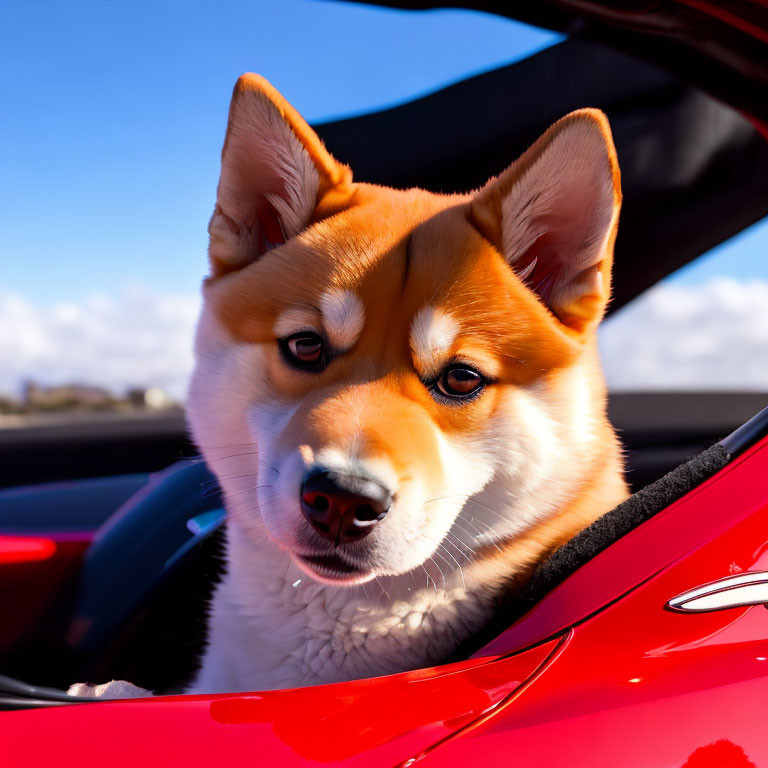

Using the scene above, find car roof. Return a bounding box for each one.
[351,1,768,130]
[320,2,768,311]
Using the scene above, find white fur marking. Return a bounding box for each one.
[319,289,365,351]
[410,306,460,376]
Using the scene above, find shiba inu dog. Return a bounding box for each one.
[71,74,628,698]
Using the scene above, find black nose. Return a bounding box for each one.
[300,468,391,544]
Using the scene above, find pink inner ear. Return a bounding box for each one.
[514,230,570,308]
[511,181,606,313]
[221,146,293,259]
[254,198,287,256]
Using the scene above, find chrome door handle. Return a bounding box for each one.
[668,571,768,613]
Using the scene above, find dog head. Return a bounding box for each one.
[188,74,622,586]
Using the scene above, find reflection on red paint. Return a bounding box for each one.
[682,739,757,768]
[208,643,556,763]
[1,641,559,768]
[0,535,56,564]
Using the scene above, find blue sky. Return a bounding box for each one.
[665,216,768,286]
[1,0,764,307]
[1,0,558,303]
[1,0,765,398]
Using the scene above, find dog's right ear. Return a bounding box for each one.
[208,74,352,276]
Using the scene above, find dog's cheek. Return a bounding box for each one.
[258,449,309,548]
[375,429,493,574]
[235,398,306,543]
[498,388,557,486]
[510,376,595,500]
[188,309,266,446]
[461,384,583,545]
[246,398,302,461]
[188,312,284,533]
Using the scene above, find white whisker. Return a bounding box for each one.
[444,531,475,561]
[465,516,503,552]
[421,564,437,591]
[438,543,466,589]
[428,555,446,588]
[374,576,391,601]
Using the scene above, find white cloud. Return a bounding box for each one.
[1,277,766,402]
[0,287,201,400]
[600,277,768,390]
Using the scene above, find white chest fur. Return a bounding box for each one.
[186,522,496,694]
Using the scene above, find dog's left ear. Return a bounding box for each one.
[471,109,621,333]
[208,74,352,276]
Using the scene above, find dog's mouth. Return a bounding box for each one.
[294,552,374,585]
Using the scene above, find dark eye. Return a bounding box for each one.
[280,332,326,369]
[435,366,485,400]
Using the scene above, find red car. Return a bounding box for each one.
[1,2,767,766]
[1,407,768,767]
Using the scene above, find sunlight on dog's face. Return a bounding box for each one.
[187,74,620,587]
[190,193,589,586]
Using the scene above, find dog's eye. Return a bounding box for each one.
[281,332,326,368]
[288,335,323,362]
[435,366,485,399]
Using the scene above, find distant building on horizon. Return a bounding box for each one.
[0,380,180,417]
[23,380,114,411]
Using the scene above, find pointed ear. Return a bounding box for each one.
[208,74,352,276]
[470,109,621,332]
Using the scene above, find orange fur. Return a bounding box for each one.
[201,78,628,588]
